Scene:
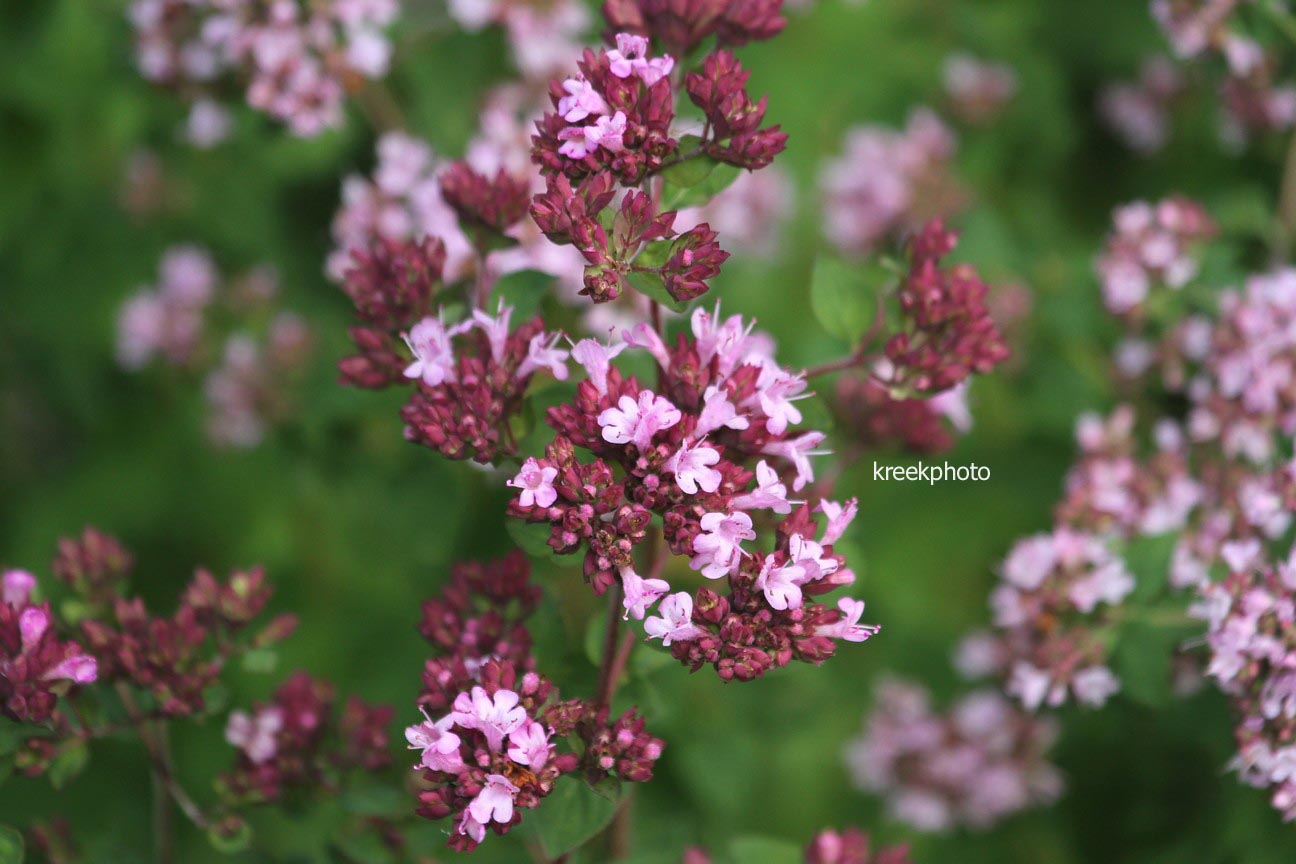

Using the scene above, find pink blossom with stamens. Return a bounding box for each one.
[691,512,756,579]
[620,565,670,620]
[405,706,464,772]
[665,440,722,494]
[506,719,552,770]
[403,317,457,387]
[508,458,559,508]
[644,592,703,645]
[451,687,526,751]
[598,390,683,450]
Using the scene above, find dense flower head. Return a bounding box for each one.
[52,527,134,610]
[221,671,393,803]
[1096,197,1215,315]
[881,221,1010,394]
[82,566,296,717]
[684,50,789,170]
[942,54,1018,125]
[506,305,878,680]
[834,375,971,454]
[0,574,98,724]
[846,679,1062,831]
[821,109,958,255]
[116,245,218,370]
[988,527,1132,711]
[129,0,398,137]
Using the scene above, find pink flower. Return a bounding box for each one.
[44,654,97,684]
[761,431,828,491]
[816,498,858,545]
[816,598,881,642]
[507,458,559,508]
[516,332,570,381]
[466,773,520,826]
[665,440,722,494]
[19,607,49,650]
[691,512,756,579]
[694,384,749,436]
[2,570,35,607]
[606,33,674,85]
[623,322,671,370]
[226,707,284,765]
[731,460,791,513]
[403,316,457,387]
[405,706,464,772]
[558,111,628,159]
[756,556,808,610]
[506,719,552,770]
[1071,666,1120,707]
[451,686,526,751]
[598,390,683,450]
[570,338,625,396]
[471,302,513,365]
[644,592,703,645]
[620,565,670,620]
[557,76,608,122]
[754,366,808,434]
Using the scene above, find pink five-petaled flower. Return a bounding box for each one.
[558,111,628,159]
[606,33,675,86]
[471,302,513,365]
[756,556,808,610]
[731,459,791,513]
[695,384,749,436]
[226,706,284,765]
[644,592,704,646]
[403,316,457,387]
[665,440,722,494]
[2,569,35,606]
[508,458,559,508]
[816,598,880,642]
[570,338,626,396]
[557,76,608,123]
[817,498,859,545]
[405,706,464,772]
[516,332,570,381]
[463,773,520,837]
[506,719,552,770]
[44,655,97,684]
[620,565,670,620]
[451,686,526,752]
[691,511,756,579]
[762,431,828,491]
[755,366,808,435]
[598,390,683,450]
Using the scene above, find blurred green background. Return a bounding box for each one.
[2,0,1295,861]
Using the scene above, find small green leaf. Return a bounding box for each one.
[660,160,742,210]
[47,739,88,790]
[506,519,554,560]
[532,776,622,858]
[493,269,554,319]
[809,256,885,344]
[624,269,688,314]
[1112,614,1195,709]
[728,836,802,864]
[341,781,406,816]
[241,647,278,674]
[0,825,23,864]
[207,819,254,855]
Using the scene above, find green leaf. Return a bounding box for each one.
[659,158,742,210]
[809,256,884,344]
[0,825,23,864]
[532,775,622,858]
[493,269,554,319]
[207,819,254,855]
[624,269,688,314]
[1122,533,1177,604]
[506,518,554,560]
[728,836,802,864]
[48,739,88,790]
[341,781,406,816]
[1112,614,1196,709]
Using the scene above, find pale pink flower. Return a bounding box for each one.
[1071,666,1121,707]
[620,565,669,621]
[570,338,626,396]
[19,607,48,649]
[557,76,608,122]
[405,706,464,772]
[466,773,520,826]
[731,460,791,513]
[2,570,36,607]
[516,331,570,380]
[816,597,881,642]
[471,302,513,364]
[451,687,526,751]
[644,592,703,645]
[817,498,859,544]
[761,431,828,491]
[622,322,671,370]
[598,390,683,450]
[691,511,756,579]
[403,317,457,386]
[44,654,98,684]
[664,440,722,495]
[506,719,552,770]
[756,556,808,610]
[694,384,749,436]
[226,707,284,764]
[508,458,559,508]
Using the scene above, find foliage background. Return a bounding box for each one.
[1,0,1293,860]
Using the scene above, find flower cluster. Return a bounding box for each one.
[685,827,911,864]
[1095,197,1215,315]
[942,54,1018,125]
[1099,56,1186,155]
[506,304,879,681]
[221,672,394,803]
[83,564,297,717]
[129,0,398,137]
[988,527,1132,710]
[880,221,1011,395]
[820,109,958,256]
[1193,553,1296,821]
[834,376,971,455]
[845,679,1062,831]
[1,570,98,724]
[338,241,571,462]
[117,246,312,448]
[405,550,664,850]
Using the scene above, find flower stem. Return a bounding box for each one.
[1273,129,1296,263]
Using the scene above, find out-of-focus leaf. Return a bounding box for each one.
[659,137,742,210]
[531,775,622,858]
[48,739,87,790]
[809,256,884,344]
[506,518,554,560]
[0,825,23,864]
[493,269,553,319]
[207,819,253,855]
[1112,614,1196,709]
[625,269,688,314]
[341,781,405,816]
[728,836,802,864]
